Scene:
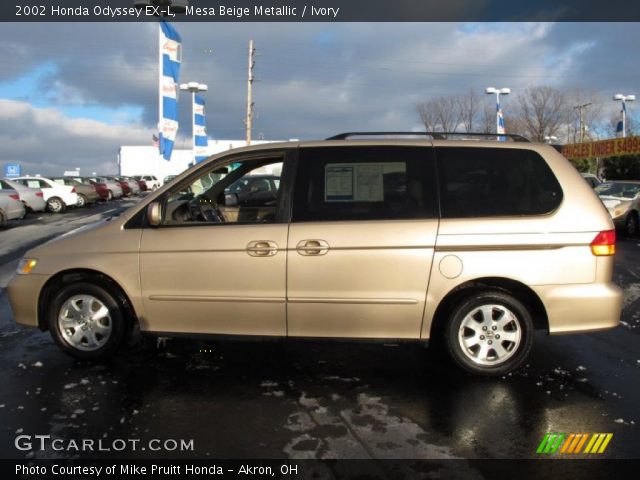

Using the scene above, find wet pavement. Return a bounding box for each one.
[0,206,638,460]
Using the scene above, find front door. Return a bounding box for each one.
[139,154,290,336]
[287,145,439,339]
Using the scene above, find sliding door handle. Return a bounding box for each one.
[296,239,330,256]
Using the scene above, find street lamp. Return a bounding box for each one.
[613,94,635,138]
[180,82,209,165]
[486,87,511,135]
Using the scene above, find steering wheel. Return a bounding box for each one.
[189,197,224,222]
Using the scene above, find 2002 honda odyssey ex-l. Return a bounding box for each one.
[7,133,623,375]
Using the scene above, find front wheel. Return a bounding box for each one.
[48,282,128,360]
[625,212,639,238]
[444,290,534,376]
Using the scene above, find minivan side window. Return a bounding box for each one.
[436,147,563,218]
[292,146,437,222]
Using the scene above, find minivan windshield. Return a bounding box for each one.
[595,182,640,199]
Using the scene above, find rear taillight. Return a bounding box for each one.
[9,194,19,201]
[36,192,44,197]
[590,230,616,256]
[71,187,76,193]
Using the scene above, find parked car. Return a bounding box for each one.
[51,177,99,207]
[76,178,110,202]
[225,174,280,207]
[84,177,123,200]
[595,180,640,237]
[7,133,622,376]
[134,175,161,191]
[12,176,78,213]
[0,189,26,226]
[131,177,148,192]
[1,178,46,212]
[102,176,131,197]
[581,172,602,188]
[116,176,141,196]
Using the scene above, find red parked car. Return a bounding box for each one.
[105,176,131,197]
[80,178,110,202]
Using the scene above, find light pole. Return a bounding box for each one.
[613,94,635,138]
[485,87,511,135]
[573,102,592,143]
[180,82,209,165]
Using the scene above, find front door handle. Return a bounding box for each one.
[246,240,278,257]
[296,239,330,256]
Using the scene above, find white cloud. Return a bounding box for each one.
[0,99,152,176]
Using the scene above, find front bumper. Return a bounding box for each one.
[533,282,623,334]
[7,273,51,329]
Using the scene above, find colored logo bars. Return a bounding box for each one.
[536,432,613,455]
[158,21,182,161]
[193,95,209,164]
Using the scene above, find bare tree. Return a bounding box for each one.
[416,95,460,132]
[513,86,568,142]
[456,88,479,132]
[480,103,495,134]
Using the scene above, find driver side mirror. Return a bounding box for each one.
[147,202,163,227]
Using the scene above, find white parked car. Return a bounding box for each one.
[139,175,161,190]
[13,177,78,213]
[0,189,26,226]
[1,178,46,212]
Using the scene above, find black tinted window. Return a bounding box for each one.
[292,146,437,222]
[436,147,562,218]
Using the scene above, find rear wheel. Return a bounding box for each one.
[0,210,5,228]
[625,212,639,237]
[48,282,128,360]
[76,194,87,207]
[47,197,65,213]
[107,190,113,201]
[444,290,534,376]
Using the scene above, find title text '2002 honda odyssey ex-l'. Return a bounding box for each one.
[7,133,622,375]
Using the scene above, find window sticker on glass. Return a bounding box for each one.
[325,165,354,201]
[325,162,405,202]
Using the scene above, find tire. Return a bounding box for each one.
[443,290,534,376]
[76,194,87,207]
[47,197,65,213]
[107,190,113,201]
[0,210,5,228]
[625,212,639,238]
[48,282,128,360]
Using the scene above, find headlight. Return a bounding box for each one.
[16,258,38,275]
[611,202,631,218]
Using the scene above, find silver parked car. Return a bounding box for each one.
[0,188,26,226]
[85,177,123,200]
[1,178,46,212]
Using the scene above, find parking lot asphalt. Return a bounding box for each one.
[0,204,638,461]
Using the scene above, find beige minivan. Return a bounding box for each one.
[8,134,622,375]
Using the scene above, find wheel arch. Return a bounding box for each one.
[429,276,549,341]
[38,268,138,331]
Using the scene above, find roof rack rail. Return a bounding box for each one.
[326,132,530,142]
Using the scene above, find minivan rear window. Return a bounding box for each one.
[435,147,563,218]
